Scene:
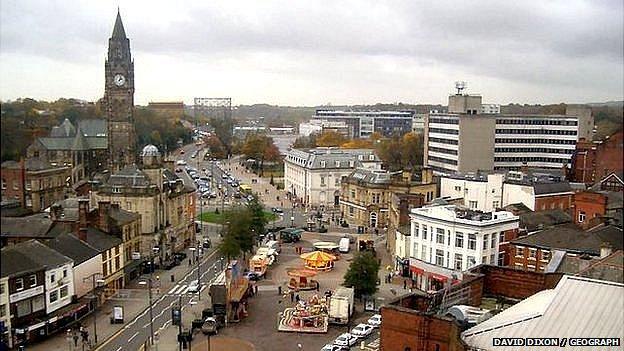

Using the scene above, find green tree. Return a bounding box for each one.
[223,206,255,257]
[246,197,267,240]
[217,230,241,263]
[343,252,380,297]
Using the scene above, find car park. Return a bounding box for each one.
[350,323,374,338]
[333,333,358,347]
[367,314,381,327]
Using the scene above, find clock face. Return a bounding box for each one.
[114,74,126,87]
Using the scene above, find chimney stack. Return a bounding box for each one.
[77,227,88,242]
[78,199,89,228]
[50,204,62,221]
[600,242,613,258]
[98,200,111,233]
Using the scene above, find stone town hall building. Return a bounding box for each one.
[25,10,137,183]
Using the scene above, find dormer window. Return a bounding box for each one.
[112,186,122,194]
[335,161,340,168]
[320,161,326,168]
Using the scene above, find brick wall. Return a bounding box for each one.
[508,244,552,272]
[595,130,623,180]
[1,165,24,206]
[473,265,562,299]
[380,306,467,351]
[573,191,607,228]
[535,194,572,212]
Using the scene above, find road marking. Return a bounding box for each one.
[128,331,139,342]
[167,284,180,295]
[115,347,122,351]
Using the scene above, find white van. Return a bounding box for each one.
[339,237,350,253]
[265,240,281,254]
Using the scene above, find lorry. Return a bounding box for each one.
[339,237,350,253]
[279,228,303,243]
[328,287,355,325]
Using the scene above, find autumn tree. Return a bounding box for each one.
[241,133,280,176]
[375,132,424,171]
[316,131,347,147]
[340,138,374,149]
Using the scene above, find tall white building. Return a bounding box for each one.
[424,93,593,175]
[408,205,519,291]
[284,148,381,206]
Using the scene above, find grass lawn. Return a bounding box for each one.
[198,210,277,223]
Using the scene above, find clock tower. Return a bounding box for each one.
[105,10,136,172]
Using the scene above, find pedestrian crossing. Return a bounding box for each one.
[167,283,209,295]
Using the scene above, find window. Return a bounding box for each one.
[16,278,24,291]
[467,256,476,268]
[454,254,463,270]
[413,243,419,258]
[578,211,586,223]
[491,235,496,249]
[422,225,428,240]
[516,247,525,257]
[49,290,58,303]
[13,180,19,190]
[529,248,537,260]
[490,254,495,265]
[436,228,445,244]
[348,206,354,216]
[335,161,340,168]
[455,232,464,248]
[29,275,37,287]
[50,273,56,283]
[115,246,119,255]
[541,250,551,262]
[320,161,326,168]
[499,232,505,243]
[0,304,6,318]
[483,234,489,250]
[468,234,476,250]
[454,186,461,191]
[350,190,355,198]
[115,256,120,270]
[0,284,4,295]
[320,177,326,187]
[493,201,499,209]
[63,269,68,278]
[469,201,478,209]
[349,161,355,167]
[112,186,122,194]
[1,178,5,190]
[102,263,108,277]
[435,249,445,266]
[60,286,69,298]
[421,245,428,261]
[498,252,505,266]
[414,223,419,237]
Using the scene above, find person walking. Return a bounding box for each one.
[403,279,407,290]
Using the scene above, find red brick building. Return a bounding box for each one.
[572,191,607,228]
[509,224,622,272]
[570,130,623,184]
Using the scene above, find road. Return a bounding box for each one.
[95,242,225,351]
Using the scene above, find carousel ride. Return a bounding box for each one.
[286,267,319,291]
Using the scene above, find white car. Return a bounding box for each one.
[367,314,381,328]
[334,333,358,347]
[350,323,374,338]
[321,344,347,351]
[187,280,200,293]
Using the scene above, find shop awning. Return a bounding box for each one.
[428,272,449,281]
[410,266,424,274]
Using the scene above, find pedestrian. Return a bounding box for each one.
[290,291,294,302]
[278,286,282,295]
[188,258,191,266]
[73,331,79,347]
[403,279,407,290]
[255,285,258,295]
[295,294,300,303]
[316,281,320,292]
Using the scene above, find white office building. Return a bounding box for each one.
[284,148,381,206]
[408,205,519,291]
[424,94,593,175]
[440,172,505,212]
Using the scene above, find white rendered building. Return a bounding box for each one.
[408,205,519,291]
[440,172,505,211]
[284,148,381,206]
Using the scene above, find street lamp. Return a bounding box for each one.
[138,279,154,348]
[83,273,104,344]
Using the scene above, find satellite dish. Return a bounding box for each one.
[455,81,467,95]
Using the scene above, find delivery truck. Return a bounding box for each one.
[328,287,354,325]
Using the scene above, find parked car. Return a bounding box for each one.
[244,271,261,281]
[334,333,358,347]
[188,280,200,293]
[321,344,348,351]
[367,314,381,327]
[202,239,212,249]
[271,207,283,213]
[174,252,187,260]
[201,317,218,335]
[350,323,374,338]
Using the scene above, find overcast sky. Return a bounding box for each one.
[1,0,622,106]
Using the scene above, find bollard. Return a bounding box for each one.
[171,274,175,283]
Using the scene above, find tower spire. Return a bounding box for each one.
[111,9,127,39]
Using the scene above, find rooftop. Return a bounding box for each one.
[1,240,72,278]
[43,233,100,265]
[1,213,54,239]
[462,276,624,350]
[512,223,623,255]
[411,205,518,225]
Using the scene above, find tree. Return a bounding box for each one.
[241,134,280,176]
[316,131,347,147]
[217,230,241,263]
[246,197,268,242]
[223,206,255,257]
[340,138,373,149]
[343,251,380,297]
[400,132,424,170]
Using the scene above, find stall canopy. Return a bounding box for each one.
[300,251,336,271]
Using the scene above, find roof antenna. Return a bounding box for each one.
[455,81,467,95]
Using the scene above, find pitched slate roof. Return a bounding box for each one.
[77,119,107,137]
[106,165,152,187]
[533,181,572,195]
[50,118,76,137]
[1,240,72,278]
[519,209,571,232]
[512,224,623,255]
[43,233,100,265]
[81,228,122,252]
[0,213,54,239]
[109,206,140,225]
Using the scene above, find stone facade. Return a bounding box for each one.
[1,159,71,212]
